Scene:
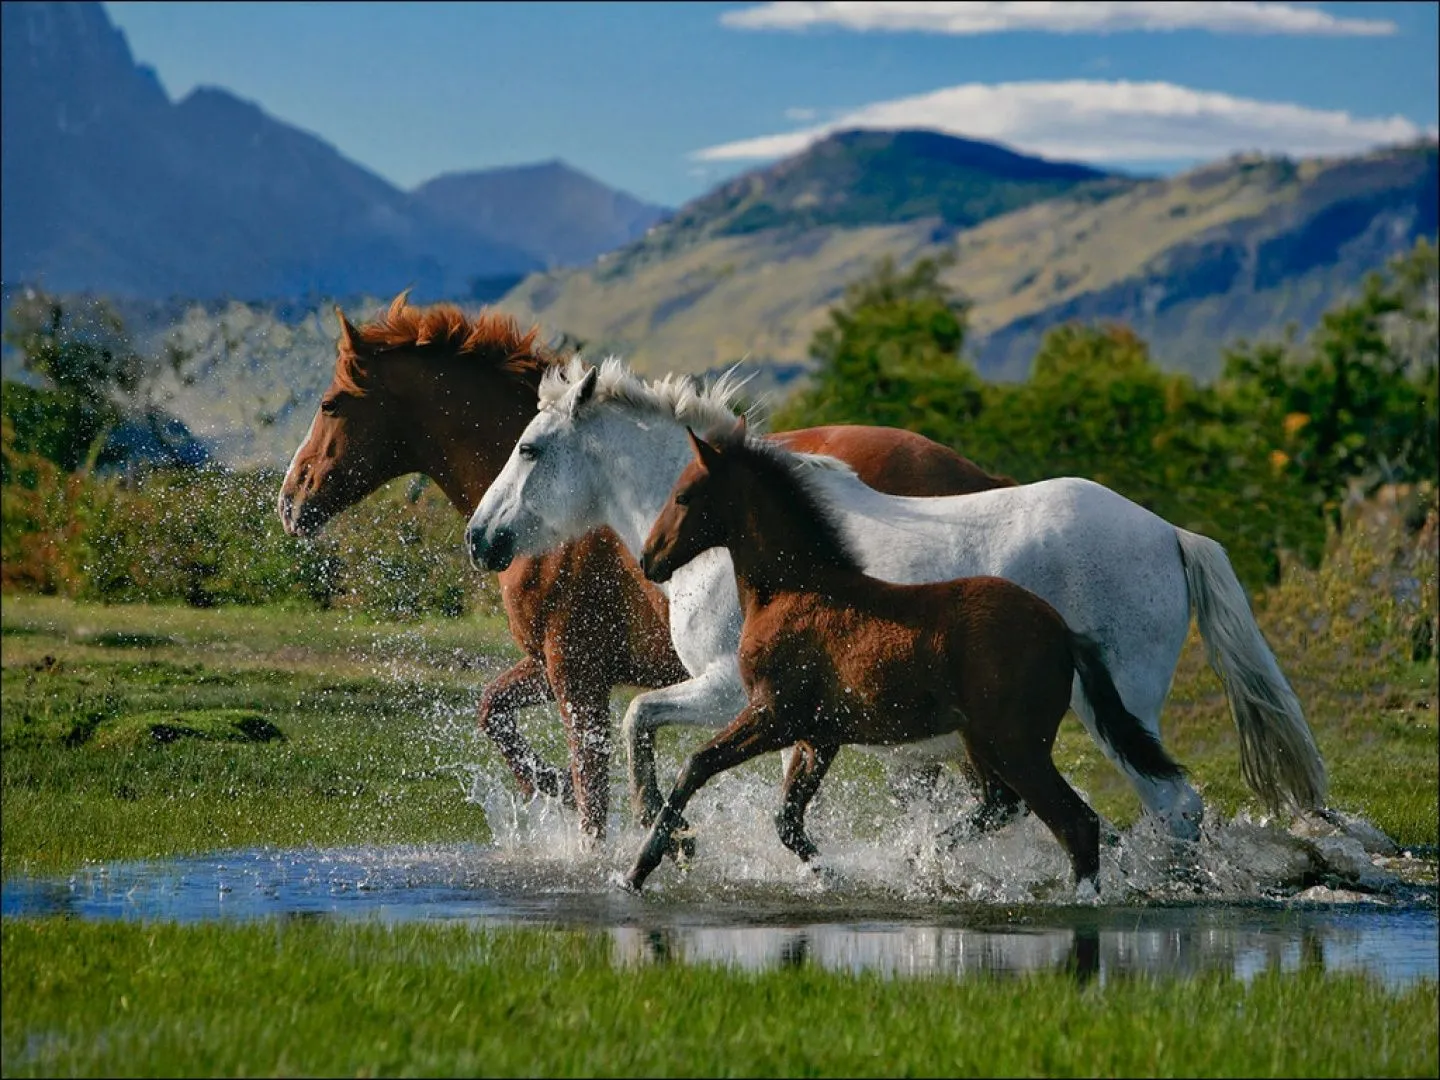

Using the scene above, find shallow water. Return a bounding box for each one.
[5,775,1437,989]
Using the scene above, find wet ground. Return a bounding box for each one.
[5,775,1436,989]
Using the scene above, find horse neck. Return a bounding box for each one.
[404,361,543,515]
[722,468,859,609]
[588,411,699,558]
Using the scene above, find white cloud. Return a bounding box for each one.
[721,2,1397,37]
[691,80,1430,164]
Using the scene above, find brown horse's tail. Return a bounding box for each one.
[1070,633,1185,782]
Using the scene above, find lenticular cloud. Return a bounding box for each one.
[691,80,1430,165]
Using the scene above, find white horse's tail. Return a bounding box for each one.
[1175,528,1327,813]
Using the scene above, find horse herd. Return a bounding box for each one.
[278,294,1329,898]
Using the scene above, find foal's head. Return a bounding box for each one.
[641,418,861,586]
[279,291,553,537]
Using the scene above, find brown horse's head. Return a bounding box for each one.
[278,292,552,538]
[641,417,747,584]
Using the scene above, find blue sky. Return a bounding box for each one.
[101,1,1439,209]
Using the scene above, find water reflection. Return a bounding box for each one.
[2,845,1435,989]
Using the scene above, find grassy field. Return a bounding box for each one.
[4,919,1436,1078]
[2,495,1437,1076]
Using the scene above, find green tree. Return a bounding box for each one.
[769,253,987,443]
[1222,237,1439,521]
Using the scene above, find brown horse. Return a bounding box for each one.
[629,419,1185,895]
[278,293,1014,839]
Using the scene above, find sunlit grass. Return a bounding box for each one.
[0,596,523,876]
[3,919,1436,1078]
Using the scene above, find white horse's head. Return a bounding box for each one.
[465,355,751,572]
[465,363,603,571]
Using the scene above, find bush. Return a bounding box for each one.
[1,457,500,620]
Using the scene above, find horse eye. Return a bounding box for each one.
[674,491,690,506]
[320,396,341,416]
[518,444,539,462]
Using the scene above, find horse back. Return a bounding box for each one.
[771,425,1013,496]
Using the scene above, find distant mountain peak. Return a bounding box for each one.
[412,161,667,271]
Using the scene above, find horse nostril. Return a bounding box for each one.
[481,528,515,572]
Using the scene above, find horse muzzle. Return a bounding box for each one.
[640,547,673,584]
[467,524,515,572]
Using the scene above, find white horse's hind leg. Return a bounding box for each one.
[1068,680,1204,841]
[621,663,748,826]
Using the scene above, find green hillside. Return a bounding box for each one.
[503,138,1438,380]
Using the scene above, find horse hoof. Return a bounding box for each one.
[675,833,697,864]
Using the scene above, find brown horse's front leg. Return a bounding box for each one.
[546,653,613,843]
[477,655,574,806]
[626,702,795,891]
[776,740,839,862]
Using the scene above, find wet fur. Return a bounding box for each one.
[629,424,1183,893]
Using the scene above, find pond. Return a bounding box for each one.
[5,779,1436,989]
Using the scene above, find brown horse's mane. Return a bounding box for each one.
[334,291,559,394]
[701,421,863,574]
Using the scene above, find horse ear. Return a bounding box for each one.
[335,307,360,353]
[687,426,721,469]
[569,365,599,417]
[733,414,748,442]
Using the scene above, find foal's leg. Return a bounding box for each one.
[626,702,797,891]
[477,655,575,806]
[940,755,1027,848]
[980,741,1102,891]
[776,740,839,862]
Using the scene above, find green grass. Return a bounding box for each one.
[0,596,527,877]
[3,919,1435,1078]
[2,502,1436,1077]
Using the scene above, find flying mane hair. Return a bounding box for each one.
[334,290,556,395]
[696,419,865,574]
[537,354,757,436]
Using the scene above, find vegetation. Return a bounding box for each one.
[4,919,1436,1078]
[771,238,1439,590]
[1,233,1435,1078]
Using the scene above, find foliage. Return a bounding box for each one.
[4,919,1436,1078]
[0,454,499,619]
[771,237,1440,590]
[774,253,987,438]
[1222,237,1439,523]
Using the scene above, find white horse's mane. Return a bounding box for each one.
[537,354,863,494]
[538,354,758,435]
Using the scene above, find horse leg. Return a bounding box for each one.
[626,701,797,891]
[939,755,1028,848]
[980,741,1102,893]
[776,740,839,862]
[545,653,613,843]
[1069,681,1203,842]
[477,655,575,806]
[620,663,748,826]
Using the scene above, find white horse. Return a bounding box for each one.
[465,356,1327,842]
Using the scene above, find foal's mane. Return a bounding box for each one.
[700,423,864,574]
[334,291,558,395]
[538,354,752,435]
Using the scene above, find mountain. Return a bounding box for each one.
[413,161,667,271]
[501,132,1437,381]
[0,1,662,300]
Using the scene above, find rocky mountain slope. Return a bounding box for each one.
[502,134,1437,381]
[0,1,664,300]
